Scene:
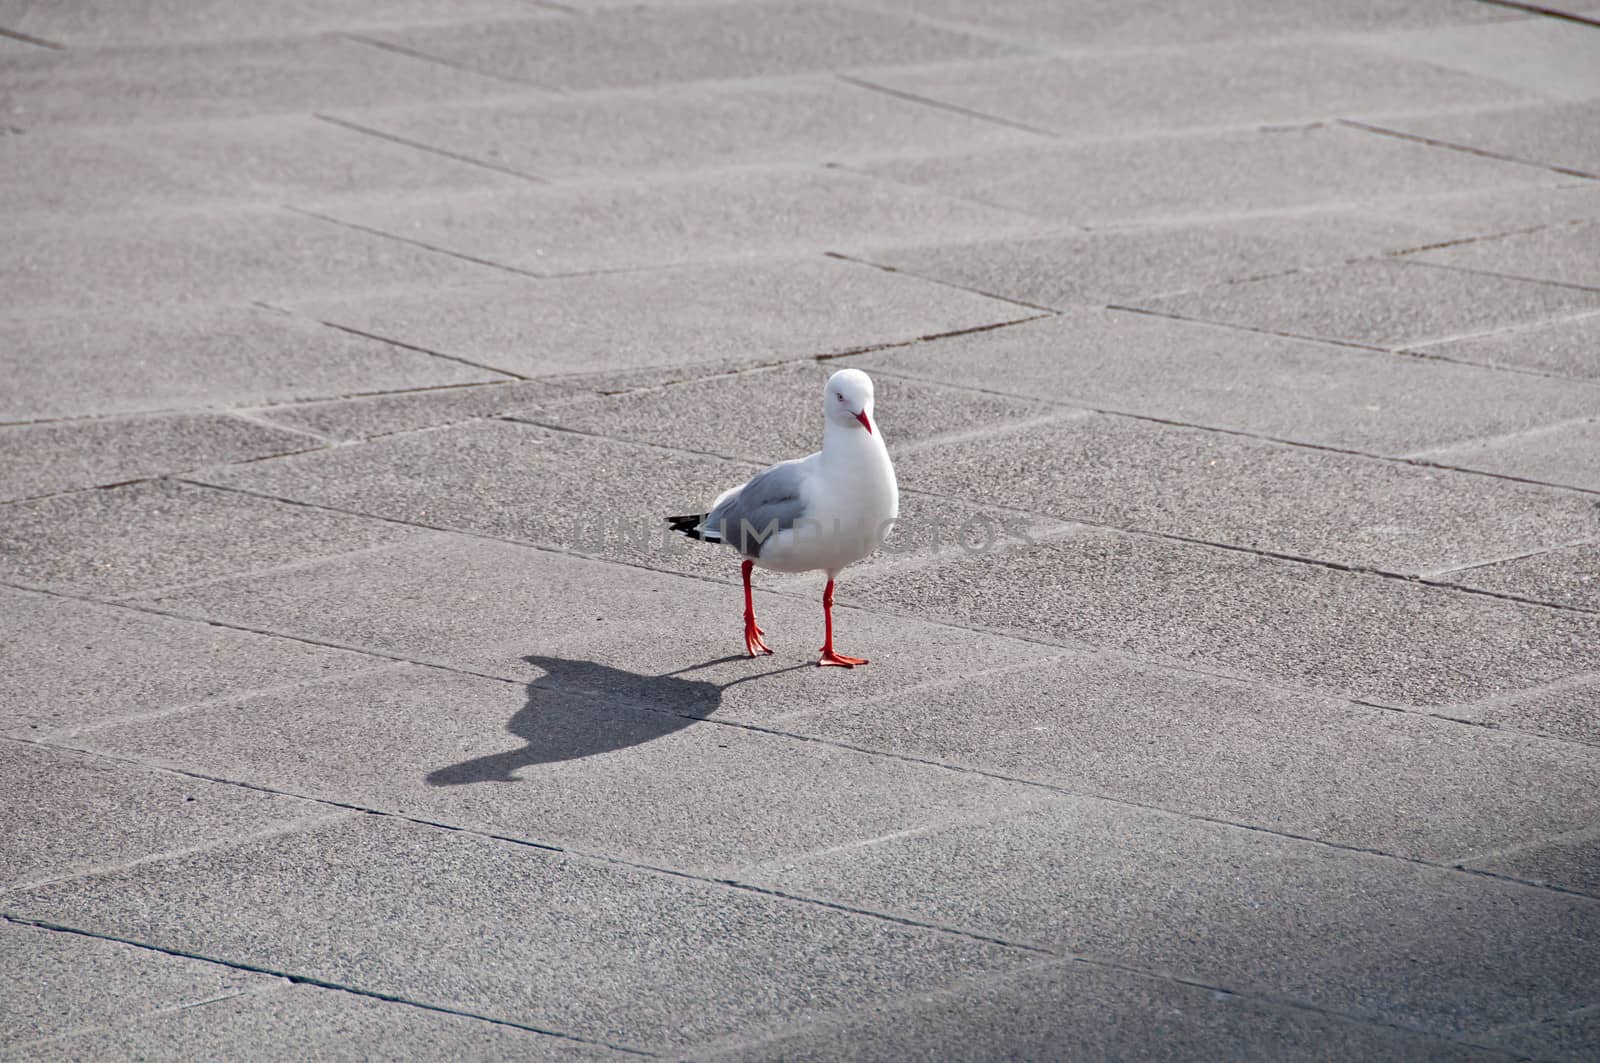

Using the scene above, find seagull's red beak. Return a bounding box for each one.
[855,410,873,434]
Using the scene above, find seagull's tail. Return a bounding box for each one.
[666,513,718,543]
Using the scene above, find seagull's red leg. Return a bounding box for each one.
[818,578,868,667]
[742,559,773,656]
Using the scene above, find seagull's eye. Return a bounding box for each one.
[836,393,845,402]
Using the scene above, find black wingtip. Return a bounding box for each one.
[666,513,708,541]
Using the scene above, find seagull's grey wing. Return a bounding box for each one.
[703,458,811,557]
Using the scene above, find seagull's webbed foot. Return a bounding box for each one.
[744,614,774,657]
[817,649,869,668]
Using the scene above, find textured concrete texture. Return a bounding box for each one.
[6,2,1600,1059]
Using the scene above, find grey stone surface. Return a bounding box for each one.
[1451,674,1600,748]
[251,380,584,442]
[1441,541,1600,613]
[1414,220,1600,291]
[0,922,276,1052]
[0,479,423,597]
[287,257,1035,379]
[705,958,1509,1063]
[1464,829,1600,900]
[850,310,1600,454]
[0,33,519,127]
[0,586,376,735]
[1408,310,1600,381]
[79,663,1043,874]
[742,797,1600,1044]
[860,0,1499,47]
[1366,99,1600,178]
[330,75,1043,180]
[1368,16,1600,100]
[859,210,1443,309]
[844,530,1600,708]
[3,116,528,220]
[193,417,1064,582]
[3,207,505,321]
[0,306,503,422]
[1412,418,1600,492]
[3,815,1028,1053]
[864,123,1558,225]
[307,168,1036,275]
[8,981,618,1062]
[369,3,1022,91]
[135,533,1058,722]
[856,42,1531,140]
[893,410,1600,573]
[2,0,534,47]
[11,2,1600,1056]
[0,413,315,502]
[0,741,341,890]
[534,361,1058,462]
[9,981,620,1062]
[1378,181,1600,239]
[1483,1004,1600,1063]
[1137,258,1600,348]
[777,650,1600,863]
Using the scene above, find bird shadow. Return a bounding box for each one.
[424,654,808,786]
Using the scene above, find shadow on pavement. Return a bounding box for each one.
[425,653,806,785]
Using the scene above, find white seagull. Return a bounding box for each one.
[667,369,898,667]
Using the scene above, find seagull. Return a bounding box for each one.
[667,368,898,668]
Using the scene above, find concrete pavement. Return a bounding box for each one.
[3,1,1599,1058]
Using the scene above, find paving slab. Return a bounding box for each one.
[1413,220,1600,291]
[0,413,315,502]
[532,361,1058,462]
[0,306,503,422]
[1136,258,1600,348]
[1376,181,1600,239]
[1364,99,1600,178]
[0,586,377,735]
[368,3,1022,92]
[286,257,1036,379]
[1412,418,1600,492]
[1482,1004,1600,1063]
[855,43,1531,141]
[2,815,1029,1053]
[0,32,521,128]
[0,479,424,598]
[775,650,1600,864]
[1368,15,1600,100]
[742,797,1600,1046]
[3,207,505,321]
[193,417,1061,583]
[330,74,1044,180]
[0,922,277,1053]
[0,741,343,891]
[857,210,1443,309]
[2,0,536,47]
[133,533,1059,723]
[78,663,1043,874]
[844,530,1600,708]
[304,168,1038,276]
[252,379,585,442]
[1407,309,1600,381]
[3,116,529,220]
[1441,541,1600,613]
[703,957,1509,1063]
[893,410,1600,573]
[848,310,1600,454]
[8,980,620,1062]
[863,124,1559,225]
[1451,675,1600,748]
[1463,829,1600,900]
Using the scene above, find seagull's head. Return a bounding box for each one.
[824,368,876,435]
